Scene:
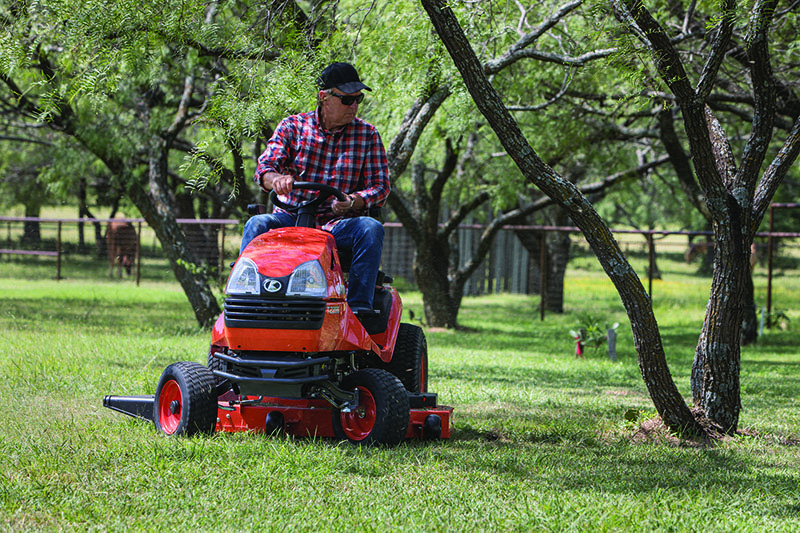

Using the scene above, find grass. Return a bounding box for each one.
[1,265,800,531]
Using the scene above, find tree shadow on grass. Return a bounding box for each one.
[436,363,642,391]
[428,425,800,522]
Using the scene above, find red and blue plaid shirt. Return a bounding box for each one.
[254,109,390,229]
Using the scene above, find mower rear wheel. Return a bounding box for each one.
[206,346,228,387]
[332,368,410,446]
[384,323,428,393]
[154,361,218,436]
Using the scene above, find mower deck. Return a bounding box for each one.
[103,392,453,440]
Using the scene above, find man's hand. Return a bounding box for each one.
[332,194,354,216]
[261,172,294,195]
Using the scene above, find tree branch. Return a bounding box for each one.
[736,0,778,194]
[483,0,584,74]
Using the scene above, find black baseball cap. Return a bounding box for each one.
[317,62,372,93]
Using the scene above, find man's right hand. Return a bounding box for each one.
[262,172,294,195]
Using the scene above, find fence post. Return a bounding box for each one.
[607,328,617,362]
[56,221,62,281]
[135,222,142,286]
[766,204,775,325]
[539,230,547,321]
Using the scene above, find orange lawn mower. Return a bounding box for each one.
[104,183,452,446]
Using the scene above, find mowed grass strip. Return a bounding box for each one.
[1,270,799,532]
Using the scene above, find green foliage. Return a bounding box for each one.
[569,313,620,353]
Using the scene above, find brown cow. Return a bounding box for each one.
[106,221,138,278]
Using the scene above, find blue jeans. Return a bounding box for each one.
[240,214,384,309]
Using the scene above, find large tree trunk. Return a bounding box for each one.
[413,233,461,328]
[545,231,571,312]
[22,203,41,247]
[515,228,571,313]
[741,270,758,345]
[691,220,749,431]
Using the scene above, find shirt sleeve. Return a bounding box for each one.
[356,128,391,208]
[254,118,295,188]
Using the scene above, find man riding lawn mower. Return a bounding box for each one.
[104,183,453,446]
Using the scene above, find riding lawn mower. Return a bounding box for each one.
[104,183,452,446]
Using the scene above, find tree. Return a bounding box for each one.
[422,0,800,436]
[357,0,660,327]
[0,0,300,326]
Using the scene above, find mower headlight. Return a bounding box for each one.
[226,258,260,295]
[287,260,327,298]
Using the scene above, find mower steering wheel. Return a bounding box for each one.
[269,182,348,214]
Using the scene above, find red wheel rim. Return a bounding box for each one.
[158,379,182,434]
[340,386,376,441]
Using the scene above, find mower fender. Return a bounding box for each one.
[211,314,227,347]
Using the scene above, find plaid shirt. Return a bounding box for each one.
[254,109,390,229]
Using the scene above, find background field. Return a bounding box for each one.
[1,263,799,531]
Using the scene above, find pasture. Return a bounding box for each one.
[1,258,799,531]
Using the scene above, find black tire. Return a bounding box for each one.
[154,361,218,436]
[332,368,410,446]
[385,323,428,393]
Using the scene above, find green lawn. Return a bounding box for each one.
[1,270,799,531]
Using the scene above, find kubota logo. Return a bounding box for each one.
[263,279,282,293]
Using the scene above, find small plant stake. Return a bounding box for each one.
[607,327,617,361]
[574,329,585,357]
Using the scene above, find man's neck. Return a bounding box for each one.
[318,107,349,132]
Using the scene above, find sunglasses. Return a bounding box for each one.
[328,92,365,106]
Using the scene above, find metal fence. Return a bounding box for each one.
[2,215,799,316]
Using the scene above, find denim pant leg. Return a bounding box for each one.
[239,211,297,255]
[330,217,385,309]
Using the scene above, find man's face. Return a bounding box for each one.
[320,89,362,130]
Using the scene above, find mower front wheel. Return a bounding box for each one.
[332,368,410,446]
[154,361,218,437]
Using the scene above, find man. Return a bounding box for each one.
[240,62,390,315]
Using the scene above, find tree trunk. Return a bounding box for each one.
[126,137,221,328]
[545,231,571,313]
[741,270,758,345]
[515,228,571,313]
[414,234,461,328]
[22,203,41,246]
[691,223,748,432]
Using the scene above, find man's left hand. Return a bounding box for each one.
[332,194,359,216]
